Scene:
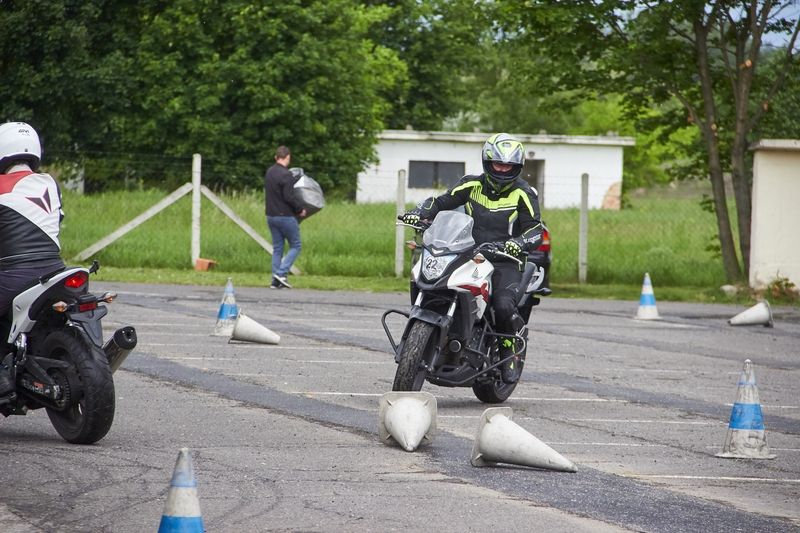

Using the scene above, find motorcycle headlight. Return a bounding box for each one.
[421,251,457,280]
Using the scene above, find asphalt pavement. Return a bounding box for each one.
[1,281,798,532]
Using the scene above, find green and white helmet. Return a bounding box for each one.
[482,133,524,192]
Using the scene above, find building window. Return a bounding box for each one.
[408,161,465,189]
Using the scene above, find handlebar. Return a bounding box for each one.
[395,220,431,231]
[476,242,523,266]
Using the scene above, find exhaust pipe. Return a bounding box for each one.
[103,326,137,373]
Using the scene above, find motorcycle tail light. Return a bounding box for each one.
[537,229,551,252]
[64,271,89,289]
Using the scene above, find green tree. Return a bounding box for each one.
[2,0,404,197]
[495,1,799,282]
[364,0,487,130]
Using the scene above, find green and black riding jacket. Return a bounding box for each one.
[416,174,543,253]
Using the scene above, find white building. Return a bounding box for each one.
[356,130,635,209]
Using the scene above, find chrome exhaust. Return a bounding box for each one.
[103,326,137,373]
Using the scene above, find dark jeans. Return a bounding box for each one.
[267,216,302,278]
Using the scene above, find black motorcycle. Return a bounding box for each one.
[382,211,543,403]
[1,261,137,444]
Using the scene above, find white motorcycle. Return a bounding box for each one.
[382,211,543,403]
[1,261,136,443]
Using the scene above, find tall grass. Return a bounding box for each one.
[60,189,727,288]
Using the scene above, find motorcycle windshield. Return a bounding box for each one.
[422,210,475,253]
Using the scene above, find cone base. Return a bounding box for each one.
[715,451,776,460]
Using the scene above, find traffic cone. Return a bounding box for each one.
[378,391,437,452]
[470,407,577,472]
[229,313,280,344]
[635,272,660,320]
[158,448,205,533]
[716,359,776,459]
[213,278,239,336]
[728,301,773,328]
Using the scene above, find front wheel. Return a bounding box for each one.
[392,321,436,392]
[43,330,115,444]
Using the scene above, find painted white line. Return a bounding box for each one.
[634,475,800,484]
[512,397,628,403]
[567,419,723,425]
[110,323,211,328]
[288,391,381,397]
[627,321,703,329]
[293,360,393,365]
[547,442,668,448]
[705,445,800,452]
[724,403,799,409]
[227,346,356,350]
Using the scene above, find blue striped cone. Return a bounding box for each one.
[635,272,660,320]
[213,278,239,336]
[716,360,776,459]
[158,448,205,532]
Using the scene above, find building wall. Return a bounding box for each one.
[750,140,800,290]
[356,130,633,209]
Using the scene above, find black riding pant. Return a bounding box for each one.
[491,261,524,334]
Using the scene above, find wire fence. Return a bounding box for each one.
[54,157,733,289]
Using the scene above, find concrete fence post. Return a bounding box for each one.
[579,172,589,284]
[191,154,202,266]
[395,169,407,278]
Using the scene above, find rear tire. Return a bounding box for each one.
[472,379,518,403]
[43,330,115,444]
[472,339,526,404]
[392,321,435,392]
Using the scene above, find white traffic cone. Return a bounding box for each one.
[716,360,776,459]
[470,407,577,472]
[378,391,437,452]
[635,272,660,320]
[229,313,280,344]
[213,278,239,336]
[158,448,205,533]
[728,301,773,328]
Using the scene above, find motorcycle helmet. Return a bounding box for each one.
[0,122,42,173]
[482,133,524,192]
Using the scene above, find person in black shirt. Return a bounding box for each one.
[0,122,65,401]
[264,145,306,289]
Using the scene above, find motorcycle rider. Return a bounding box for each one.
[400,133,543,384]
[0,122,65,402]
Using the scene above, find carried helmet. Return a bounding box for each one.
[0,122,42,172]
[482,133,524,192]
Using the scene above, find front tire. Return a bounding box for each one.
[43,330,115,444]
[392,321,435,391]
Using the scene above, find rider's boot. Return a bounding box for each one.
[499,338,522,384]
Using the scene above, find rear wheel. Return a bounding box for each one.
[43,330,115,444]
[392,321,435,391]
[472,338,526,404]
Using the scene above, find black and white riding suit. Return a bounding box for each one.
[1,164,65,329]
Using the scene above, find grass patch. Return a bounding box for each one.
[60,188,749,302]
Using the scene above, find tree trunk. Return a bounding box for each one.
[694,18,743,282]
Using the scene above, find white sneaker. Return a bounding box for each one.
[274,275,292,289]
